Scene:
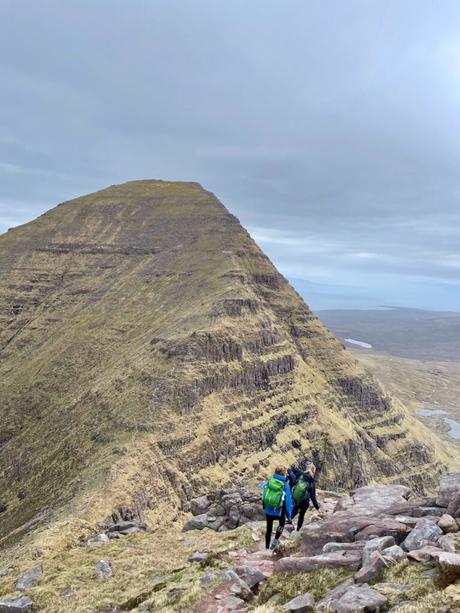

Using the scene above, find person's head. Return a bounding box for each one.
[305,462,317,476]
[274,465,287,476]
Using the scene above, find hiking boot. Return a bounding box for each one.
[270,538,280,550]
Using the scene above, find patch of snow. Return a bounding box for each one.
[344,338,373,349]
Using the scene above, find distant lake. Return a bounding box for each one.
[344,338,373,349]
[416,408,460,440]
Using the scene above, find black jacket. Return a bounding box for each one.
[292,472,320,510]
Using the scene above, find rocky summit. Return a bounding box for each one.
[0,180,453,610]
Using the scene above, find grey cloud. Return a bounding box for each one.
[0,0,459,309]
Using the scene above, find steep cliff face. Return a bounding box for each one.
[0,180,445,542]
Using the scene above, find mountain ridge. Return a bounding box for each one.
[0,181,449,551]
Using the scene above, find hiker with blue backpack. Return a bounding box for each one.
[291,461,320,531]
[261,466,293,550]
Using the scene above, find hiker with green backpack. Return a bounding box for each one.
[261,466,293,550]
[291,461,320,531]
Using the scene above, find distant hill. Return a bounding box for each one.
[319,307,460,361]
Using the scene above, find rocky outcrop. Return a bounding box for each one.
[184,488,264,531]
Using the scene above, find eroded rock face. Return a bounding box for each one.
[184,488,264,531]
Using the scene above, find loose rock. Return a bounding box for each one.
[436,472,460,507]
[329,583,387,612]
[0,596,33,612]
[401,518,443,551]
[438,514,458,533]
[16,567,42,591]
[96,559,112,579]
[282,592,315,612]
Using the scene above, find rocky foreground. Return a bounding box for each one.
[0,475,458,612]
[187,473,460,613]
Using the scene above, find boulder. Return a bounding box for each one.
[276,551,362,575]
[316,579,355,611]
[407,545,443,563]
[16,567,43,591]
[447,492,460,518]
[354,519,409,543]
[329,583,387,612]
[438,533,457,552]
[436,472,460,507]
[96,559,112,579]
[401,518,443,551]
[222,595,245,611]
[437,551,460,588]
[223,569,254,602]
[438,514,458,533]
[282,593,315,612]
[233,565,266,589]
[355,551,387,584]
[183,513,208,531]
[381,545,406,564]
[361,536,395,567]
[190,495,211,516]
[0,597,33,612]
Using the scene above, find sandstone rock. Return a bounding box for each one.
[355,519,409,543]
[316,578,354,611]
[381,545,406,564]
[189,551,209,563]
[438,533,457,552]
[438,513,458,533]
[437,552,460,589]
[361,536,395,567]
[223,569,254,601]
[436,472,460,507]
[322,541,365,554]
[233,565,266,589]
[447,492,460,518]
[330,583,387,612]
[0,596,33,612]
[282,592,315,612]
[16,567,43,591]
[222,595,245,611]
[407,545,442,562]
[96,559,112,579]
[355,551,387,584]
[401,518,443,551]
[412,506,445,517]
[276,551,362,575]
[190,495,211,516]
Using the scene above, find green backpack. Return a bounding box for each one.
[262,477,284,509]
[293,475,310,504]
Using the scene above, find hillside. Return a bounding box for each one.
[319,307,460,361]
[0,181,449,551]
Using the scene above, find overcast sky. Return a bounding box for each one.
[1,1,459,311]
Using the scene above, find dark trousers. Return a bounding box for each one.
[265,509,286,548]
[292,500,309,531]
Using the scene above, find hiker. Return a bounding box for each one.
[291,461,320,531]
[261,466,293,550]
